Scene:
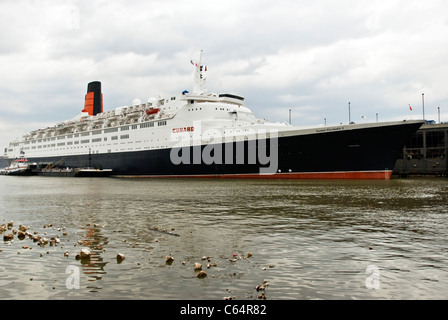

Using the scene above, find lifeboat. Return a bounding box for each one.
[146,108,160,116]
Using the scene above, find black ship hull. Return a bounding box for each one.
[18,121,423,179]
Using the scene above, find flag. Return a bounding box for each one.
[409,104,413,111]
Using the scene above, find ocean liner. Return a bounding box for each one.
[3,52,423,179]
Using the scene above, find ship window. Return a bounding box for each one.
[81,140,89,144]
[140,122,155,128]
[121,126,129,131]
[426,131,445,148]
[111,136,118,140]
[406,132,423,148]
[92,138,101,143]
[120,134,129,139]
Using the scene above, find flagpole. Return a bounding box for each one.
[422,93,425,120]
[348,102,351,124]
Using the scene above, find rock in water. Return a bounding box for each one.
[117,253,125,263]
[197,270,207,278]
[194,263,202,271]
[3,234,13,241]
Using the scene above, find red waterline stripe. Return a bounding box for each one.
[117,170,393,180]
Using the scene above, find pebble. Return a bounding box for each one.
[2,220,270,299]
[166,255,174,264]
[194,263,202,271]
[3,234,14,241]
[76,248,91,260]
[256,280,269,292]
[117,253,126,263]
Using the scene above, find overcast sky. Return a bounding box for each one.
[1,0,448,150]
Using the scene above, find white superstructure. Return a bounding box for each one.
[4,51,290,161]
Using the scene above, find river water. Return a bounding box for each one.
[0,175,447,300]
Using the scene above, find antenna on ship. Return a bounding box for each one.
[191,50,207,94]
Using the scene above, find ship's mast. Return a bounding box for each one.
[192,50,207,94]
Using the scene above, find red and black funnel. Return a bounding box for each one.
[82,81,103,116]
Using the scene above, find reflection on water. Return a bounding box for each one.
[0,176,447,299]
[78,224,109,292]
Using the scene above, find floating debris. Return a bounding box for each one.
[197,270,207,278]
[148,227,180,237]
